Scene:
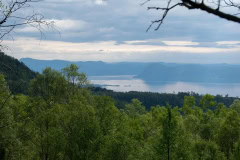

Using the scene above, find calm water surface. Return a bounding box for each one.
[89,75,240,97]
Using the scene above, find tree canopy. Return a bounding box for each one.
[0,65,240,159]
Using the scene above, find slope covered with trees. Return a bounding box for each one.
[91,87,239,110]
[1,64,240,160]
[0,52,36,94]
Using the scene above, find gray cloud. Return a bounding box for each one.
[5,0,240,63]
[3,38,240,64]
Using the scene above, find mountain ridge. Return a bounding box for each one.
[20,58,240,84]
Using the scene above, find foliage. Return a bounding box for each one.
[0,52,36,94]
[91,87,239,110]
[0,65,240,160]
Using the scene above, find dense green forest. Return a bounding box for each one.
[1,63,240,160]
[91,87,238,110]
[0,52,36,94]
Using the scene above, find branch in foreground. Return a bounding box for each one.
[0,0,55,41]
[143,0,240,31]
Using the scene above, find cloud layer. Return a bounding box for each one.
[4,0,240,63]
[4,38,240,64]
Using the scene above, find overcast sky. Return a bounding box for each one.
[3,0,240,63]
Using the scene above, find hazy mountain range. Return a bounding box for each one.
[20,58,240,83]
[20,58,148,76]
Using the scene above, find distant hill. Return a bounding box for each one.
[0,53,36,94]
[20,58,149,76]
[136,63,240,84]
[21,58,240,84]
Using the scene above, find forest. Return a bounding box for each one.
[1,62,240,160]
[0,52,36,94]
[91,87,238,110]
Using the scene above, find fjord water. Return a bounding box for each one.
[89,75,240,97]
[20,59,240,97]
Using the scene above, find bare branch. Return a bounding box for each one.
[140,0,151,6]
[182,0,240,23]
[143,0,240,31]
[0,0,55,44]
[146,1,183,31]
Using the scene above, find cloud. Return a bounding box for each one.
[216,41,240,45]
[124,40,149,44]
[162,41,200,46]
[98,27,115,33]
[54,19,88,31]
[15,19,88,33]
[124,39,201,46]
[94,0,107,5]
[3,38,240,64]
[8,38,237,54]
[11,0,240,44]
[5,0,240,64]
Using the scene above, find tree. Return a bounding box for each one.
[0,0,54,42]
[193,140,226,160]
[217,110,240,159]
[0,0,53,108]
[27,68,69,160]
[0,74,22,159]
[154,106,191,160]
[143,0,240,31]
[200,94,216,111]
[124,99,146,118]
[182,96,195,115]
[61,97,101,160]
[62,64,89,88]
[30,67,68,104]
[0,75,11,159]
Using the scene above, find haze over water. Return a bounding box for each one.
[89,75,240,97]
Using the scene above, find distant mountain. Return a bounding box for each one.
[21,58,240,84]
[0,53,36,94]
[20,58,149,76]
[136,63,240,84]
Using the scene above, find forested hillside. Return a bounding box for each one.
[91,87,239,110]
[1,64,240,160]
[0,53,36,94]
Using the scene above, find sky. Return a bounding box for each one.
[3,0,240,63]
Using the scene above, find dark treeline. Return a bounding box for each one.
[1,64,240,160]
[91,87,238,110]
[0,52,36,94]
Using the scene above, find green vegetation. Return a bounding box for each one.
[91,87,238,110]
[0,52,36,94]
[1,64,240,160]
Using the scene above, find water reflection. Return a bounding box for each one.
[89,75,240,97]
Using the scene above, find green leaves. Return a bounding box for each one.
[124,99,146,118]
[2,66,240,160]
[200,94,217,110]
[62,64,89,88]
